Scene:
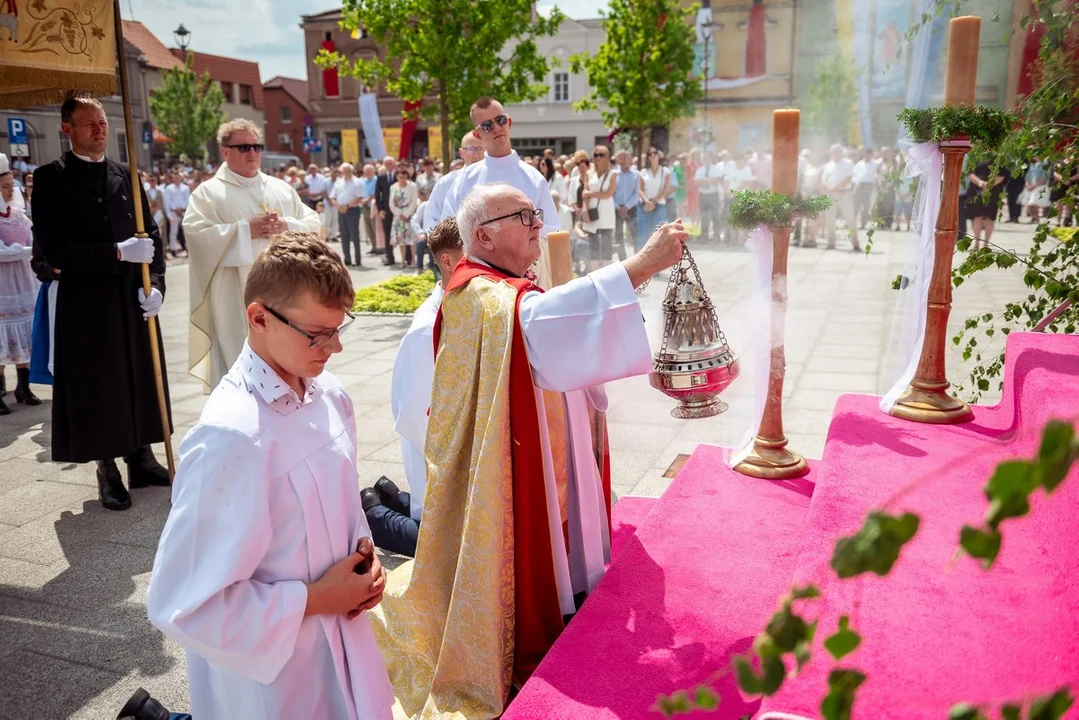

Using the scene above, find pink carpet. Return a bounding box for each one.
[758,331,1079,718]
[610,496,657,560]
[504,449,816,720]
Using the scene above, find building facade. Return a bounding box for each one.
[0,38,152,170]
[300,9,439,166]
[263,76,311,166]
[503,17,611,157]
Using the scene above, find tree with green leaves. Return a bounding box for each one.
[318,1,563,167]
[569,0,702,162]
[148,57,226,164]
[803,55,859,146]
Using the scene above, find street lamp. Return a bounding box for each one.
[173,23,191,61]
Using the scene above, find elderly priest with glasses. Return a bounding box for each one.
[183,119,321,392]
[370,182,688,719]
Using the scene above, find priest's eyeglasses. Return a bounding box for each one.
[480,207,544,228]
[225,143,265,154]
[262,305,355,348]
[475,115,509,134]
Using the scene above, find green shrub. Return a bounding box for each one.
[353,272,437,314]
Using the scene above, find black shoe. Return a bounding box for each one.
[117,687,170,720]
[124,446,170,488]
[361,487,382,513]
[375,476,409,515]
[97,459,132,511]
[14,367,40,406]
[0,395,9,416]
[0,371,6,398]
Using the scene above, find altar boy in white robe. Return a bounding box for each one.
[369,184,687,719]
[147,232,394,720]
[365,217,465,556]
[183,118,321,393]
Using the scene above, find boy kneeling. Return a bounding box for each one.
[147,232,393,719]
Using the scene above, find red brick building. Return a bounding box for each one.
[263,76,311,166]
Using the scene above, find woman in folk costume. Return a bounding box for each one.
[0,154,41,413]
[389,165,418,267]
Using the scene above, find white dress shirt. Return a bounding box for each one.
[331,176,365,209]
[305,172,332,199]
[694,163,725,194]
[147,343,394,720]
[163,182,191,214]
[822,158,855,191]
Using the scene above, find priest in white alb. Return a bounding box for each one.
[183,119,321,391]
[370,183,686,719]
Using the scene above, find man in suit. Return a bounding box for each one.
[32,95,172,511]
[375,155,397,265]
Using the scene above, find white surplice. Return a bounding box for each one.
[511,262,651,611]
[147,344,394,720]
[182,165,321,392]
[389,284,444,522]
[441,151,559,238]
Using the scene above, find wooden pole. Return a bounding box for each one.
[888,16,980,426]
[113,0,175,480]
[734,109,808,480]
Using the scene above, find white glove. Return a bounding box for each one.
[138,287,163,319]
[117,236,154,264]
[0,245,32,263]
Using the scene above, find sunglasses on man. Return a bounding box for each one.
[225,143,265,154]
[475,115,510,134]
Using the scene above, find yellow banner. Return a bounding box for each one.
[834,0,862,145]
[383,128,402,160]
[0,0,118,109]
[427,126,441,161]
[341,128,359,165]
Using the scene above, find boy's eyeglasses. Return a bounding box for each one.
[262,305,355,348]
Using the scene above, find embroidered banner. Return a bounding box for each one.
[0,0,117,109]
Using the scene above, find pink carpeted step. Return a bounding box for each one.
[505,447,816,720]
[759,332,1079,719]
[610,496,658,560]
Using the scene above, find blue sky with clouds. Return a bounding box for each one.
[123,0,610,83]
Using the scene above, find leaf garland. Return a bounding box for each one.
[897,105,1014,147]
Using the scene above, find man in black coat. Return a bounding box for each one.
[375,155,397,265]
[33,96,172,511]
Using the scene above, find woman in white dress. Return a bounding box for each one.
[389,166,418,268]
[0,154,41,413]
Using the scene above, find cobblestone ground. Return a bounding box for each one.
[0,224,1035,717]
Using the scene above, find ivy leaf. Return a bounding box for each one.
[1028,688,1075,720]
[766,606,811,653]
[1001,703,1021,720]
[1034,420,1077,492]
[794,640,812,671]
[824,615,861,661]
[733,656,763,695]
[948,703,990,720]
[957,236,972,252]
[820,668,866,720]
[984,460,1037,527]
[830,511,920,578]
[790,584,821,601]
[959,525,1002,569]
[760,653,786,696]
[693,685,720,711]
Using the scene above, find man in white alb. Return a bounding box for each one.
[422,131,485,230]
[182,118,321,392]
[441,96,558,287]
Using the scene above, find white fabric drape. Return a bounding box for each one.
[730,226,774,466]
[878,141,942,412]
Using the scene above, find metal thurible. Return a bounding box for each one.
[647,245,739,418]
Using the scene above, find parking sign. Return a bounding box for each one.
[7,118,29,158]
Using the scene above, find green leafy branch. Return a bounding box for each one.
[898,106,1014,148]
[728,190,832,231]
[959,420,1079,568]
[950,687,1075,720]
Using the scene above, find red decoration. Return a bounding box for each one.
[745,0,767,77]
[321,37,339,98]
[399,100,422,161]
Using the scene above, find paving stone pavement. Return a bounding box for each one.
[0,226,1034,717]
